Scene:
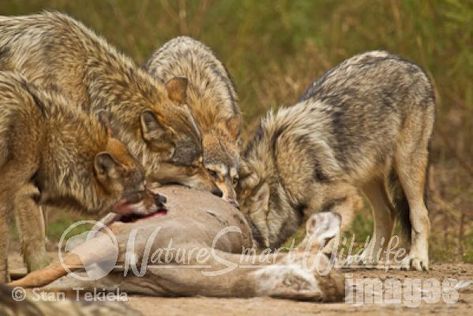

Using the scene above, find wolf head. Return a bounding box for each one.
[94,113,165,216]
[238,121,275,248]
[93,136,162,216]
[201,116,241,207]
[145,78,242,204]
[127,77,222,195]
[237,158,299,249]
[139,77,201,164]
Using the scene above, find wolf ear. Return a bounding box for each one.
[94,152,119,179]
[239,160,250,177]
[96,110,114,137]
[140,110,167,142]
[238,160,260,190]
[165,77,188,104]
[226,116,241,140]
[140,110,175,159]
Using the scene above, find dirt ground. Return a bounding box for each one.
[125,264,473,316]
[8,253,473,315]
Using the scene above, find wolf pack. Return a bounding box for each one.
[0,11,435,313]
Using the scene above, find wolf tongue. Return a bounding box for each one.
[144,208,167,219]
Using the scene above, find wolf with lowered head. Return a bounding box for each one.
[145,36,241,206]
[238,51,435,271]
[0,72,162,282]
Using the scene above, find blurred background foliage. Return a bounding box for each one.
[1,0,472,262]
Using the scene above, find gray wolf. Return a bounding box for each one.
[0,72,161,282]
[238,51,435,271]
[144,36,241,206]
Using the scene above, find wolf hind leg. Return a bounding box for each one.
[395,120,432,271]
[395,165,430,271]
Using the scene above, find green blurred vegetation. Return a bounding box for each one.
[1,0,471,262]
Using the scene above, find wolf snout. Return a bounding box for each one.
[154,193,167,208]
[211,187,223,198]
[123,191,145,204]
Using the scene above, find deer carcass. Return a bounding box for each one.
[10,186,345,302]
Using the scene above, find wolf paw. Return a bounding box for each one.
[400,255,429,271]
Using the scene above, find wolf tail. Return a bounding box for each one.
[387,169,411,243]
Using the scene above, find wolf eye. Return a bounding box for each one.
[207,169,219,179]
[232,176,239,186]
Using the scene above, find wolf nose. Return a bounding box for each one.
[154,193,167,207]
[211,188,223,198]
